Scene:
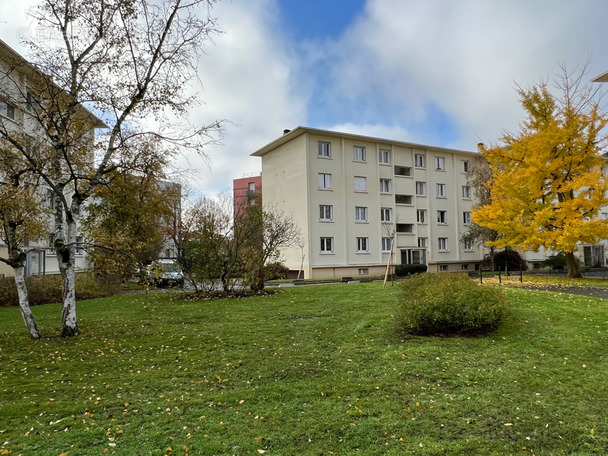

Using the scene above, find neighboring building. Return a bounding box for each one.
[0,38,105,278]
[158,180,182,259]
[233,173,262,218]
[252,127,483,279]
[589,73,608,268]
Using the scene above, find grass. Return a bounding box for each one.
[0,282,607,455]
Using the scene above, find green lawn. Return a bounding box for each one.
[1,282,607,455]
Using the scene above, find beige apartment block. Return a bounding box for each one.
[252,127,483,279]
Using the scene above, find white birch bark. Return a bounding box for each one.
[14,265,41,339]
[59,217,78,337]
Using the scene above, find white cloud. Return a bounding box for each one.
[319,0,608,149]
[175,0,307,195]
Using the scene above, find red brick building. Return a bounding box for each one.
[233,173,262,217]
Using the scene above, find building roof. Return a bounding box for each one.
[0,38,108,129]
[251,126,478,157]
[591,71,608,83]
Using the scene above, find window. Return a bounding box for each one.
[396,223,414,233]
[438,237,448,251]
[320,237,334,253]
[356,237,369,253]
[394,165,412,177]
[417,209,427,224]
[379,149,390,164]
[415,153,426,168]
[461,264,469,270]
[463,211,472,225]
[439,264,448,271]
[358,268,369,275]
[25,91,41,114]
[318,141,331,157]
[319,204,333,221]
[382,237,392,252]
[248,182,255,193]
[355,206,368,222]
[46,189,55,209]
[318,173,332,189]
[435,156,445,170]
[401,249,425,265]
[418,237,427,248]
[47,233,56,255]
[380,178,391,193]
[26,91,35,113]
[353,146,366,162]
[380,207,392,222]
[0,101,15,120]
[75,235,84,256]
[415,181,426,196]
[437,210,447,224]
[436,183,447,198]
[462,185,471,199]
[395,194,413,205]
[461,160,470,173]
[354,176,367,192]
[463,239,475,251]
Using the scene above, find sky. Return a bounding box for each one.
[2,0,608,197]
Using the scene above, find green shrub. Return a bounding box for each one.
[395,273,509,336]
[264,262,290,280]
[395,264,427,276]
[0,273,119,307]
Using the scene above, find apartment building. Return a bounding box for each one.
[0,38,105,278]
[252,127,483,279]
[233,173,262,218]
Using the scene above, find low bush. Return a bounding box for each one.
[265,262,290,280]
[0,273,120,307]
[395,263,427,276]
[395,273,509,336]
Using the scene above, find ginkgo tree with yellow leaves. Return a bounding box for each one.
[473,67,608,278]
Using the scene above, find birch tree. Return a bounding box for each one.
[0,0,222,336]
[473,66,608,278]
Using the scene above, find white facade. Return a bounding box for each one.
[252,127,484,279]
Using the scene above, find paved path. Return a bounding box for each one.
[511,284,608,299]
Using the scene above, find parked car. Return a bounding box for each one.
[148,259,184,288]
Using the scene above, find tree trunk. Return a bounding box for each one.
[250,268,265,291]
[59,218,79,337]
[3,221,40,339]
[14,265,41,339]
[565,251,582,279]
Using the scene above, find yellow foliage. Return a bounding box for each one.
[473,80,608,254]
